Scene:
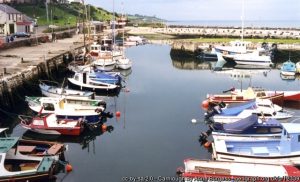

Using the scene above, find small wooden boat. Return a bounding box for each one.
[178,159,300,181]
[233,87,300,102]
[0,137,56,181]
[0,128,66,160]
[212,123,300,165]
[281,59,296,76]
[207,87,284,106]
[39,80,95,99]
[19,113,85,136]
[25,96,106,123]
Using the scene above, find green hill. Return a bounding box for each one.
[13,3,114,27]
[12,3,165,28]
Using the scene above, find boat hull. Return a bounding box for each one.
[0,172,54,182]
[23,127,82,136]
[213,150,300,165]
[209,92,284,106]
[68,78,121,96]
[212,133,281,141]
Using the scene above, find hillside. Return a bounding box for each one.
[12,3,165,28]
[13,3,114,27]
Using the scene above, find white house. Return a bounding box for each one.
[0,4,34,35]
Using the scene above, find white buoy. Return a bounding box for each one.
[191,119,197,124]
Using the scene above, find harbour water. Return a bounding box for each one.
[4,44,300,181]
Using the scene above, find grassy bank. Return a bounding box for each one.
[13,3,113,27]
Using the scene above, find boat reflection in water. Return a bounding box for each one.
[214,68,271,81]
[280,74,296,81]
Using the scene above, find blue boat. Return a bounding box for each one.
[211,114,282,140]
[89,71,122,85]
[280,59,296,76]
[213,123,300,165]
[199,114,282,144]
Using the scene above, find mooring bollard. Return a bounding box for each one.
[21,57,24,63]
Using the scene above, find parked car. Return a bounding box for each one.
[13,32,31,38]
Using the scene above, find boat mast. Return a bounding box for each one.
[112,0,115,50]
[241,0,245,41]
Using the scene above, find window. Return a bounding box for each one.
[270,128,282,133]
[256,128,268,133]
[43,103,55,111]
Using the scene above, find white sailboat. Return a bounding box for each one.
[115,1,132,70]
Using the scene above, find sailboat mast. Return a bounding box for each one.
[112,0,115,50]
[241,0,245,41]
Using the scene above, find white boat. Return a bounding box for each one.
[214,40,251,56]
[25,96,106,123]
[93,56,116,71]
[211,99,292,123]
[116,57,132,70]
[67,71,120,92]
[178,158,300,181]
[39,80,95,99]
[230,49,273,67]
[296,61,300,73]
[124,36,146,46]
[0,137,56,181]
[212,123,300,165]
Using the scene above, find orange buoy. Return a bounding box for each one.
[116,111,121,117]
[66,164,73,173]
[201,100,209,110]
[204,141,212,149]
[101,124,107,132]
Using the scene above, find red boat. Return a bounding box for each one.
[206,87,284,106]
[231,87,300,102]
[272,91,300,102]
[19,113,85,136]
[177,159,300,182]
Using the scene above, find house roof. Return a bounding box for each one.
[0,4,22,14]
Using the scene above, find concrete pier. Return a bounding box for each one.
[0,33,85,111]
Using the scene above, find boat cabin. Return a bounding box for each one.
[280,123,300,154]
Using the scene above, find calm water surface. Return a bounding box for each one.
[6,44,300,181]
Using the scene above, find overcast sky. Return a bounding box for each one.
[85,0,300,21]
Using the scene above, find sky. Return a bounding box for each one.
[85,0,300,21]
